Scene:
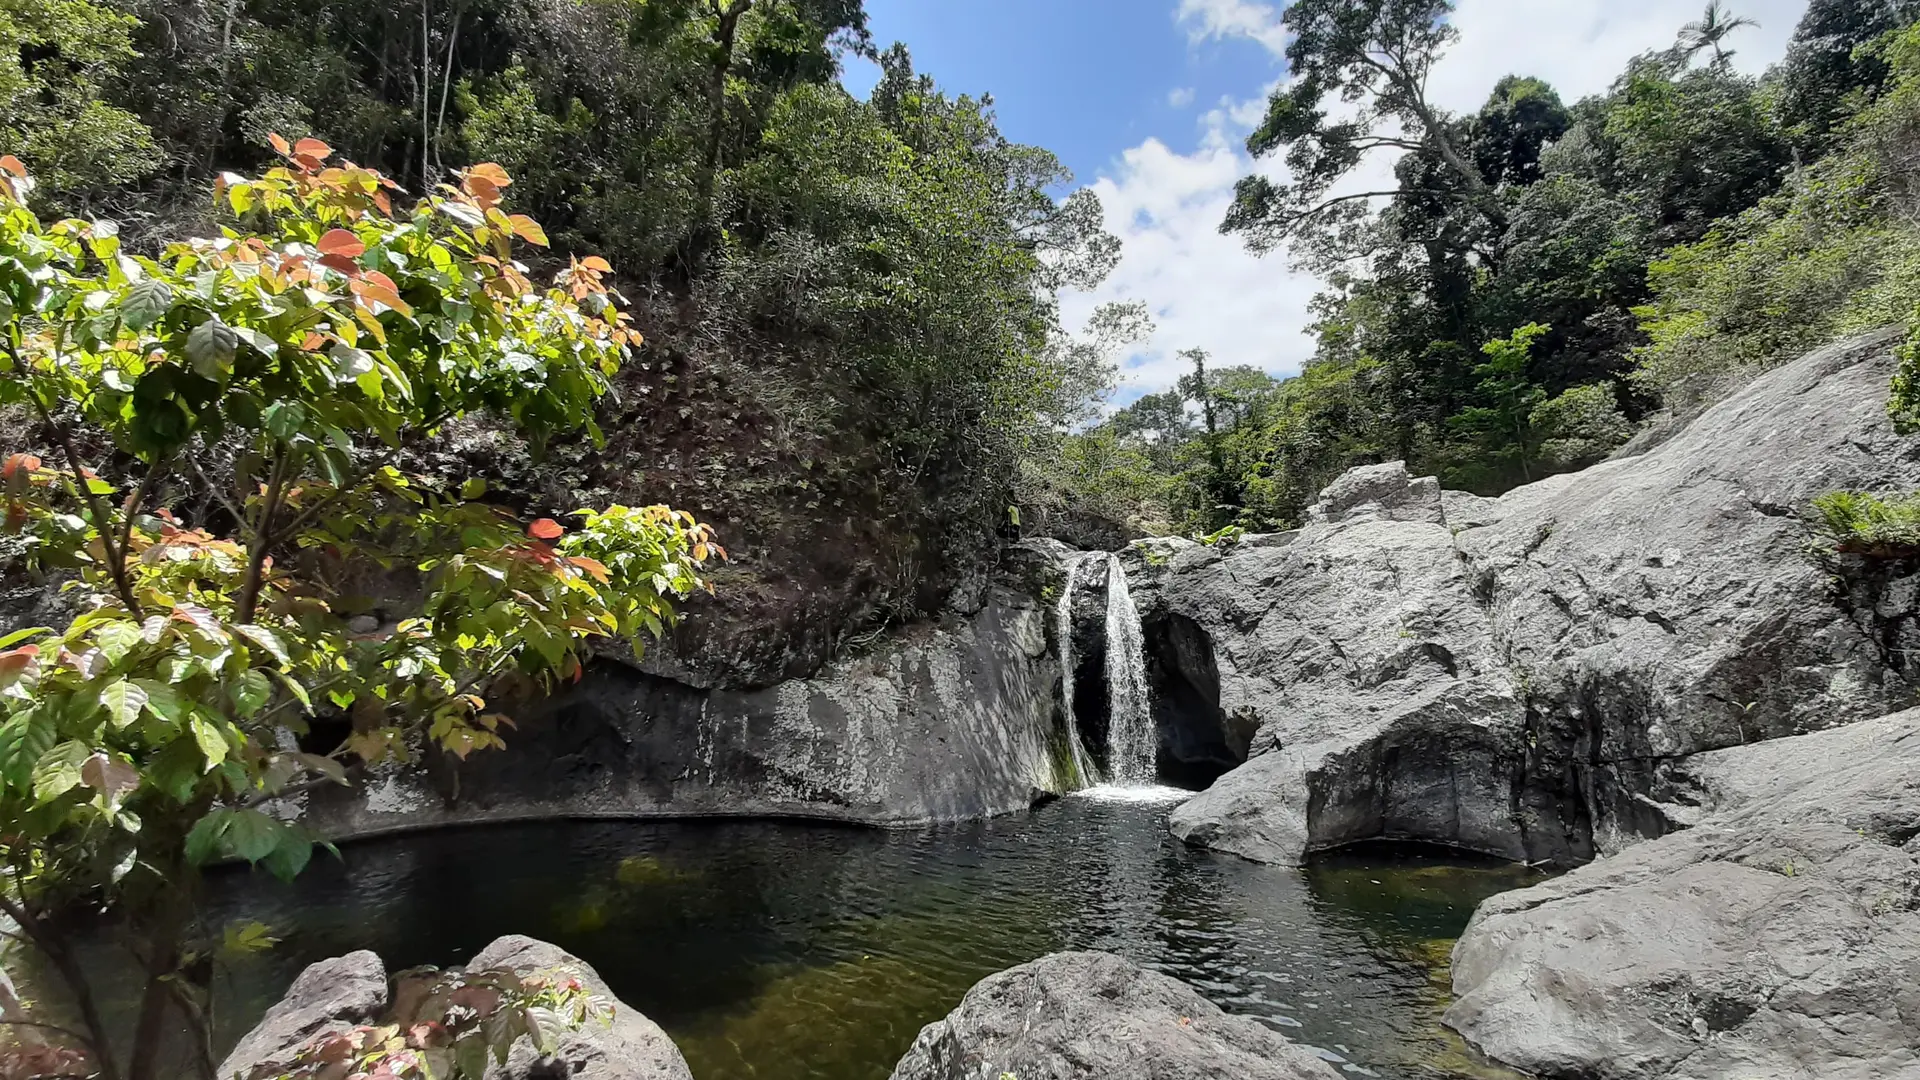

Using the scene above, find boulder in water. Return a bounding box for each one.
[219,936,694,1080]
[1445,709,1920,1080]
[886,951,1341,1080]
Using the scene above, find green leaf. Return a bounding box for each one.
[0,708,55,789]
[274,670,313,712]
[461,477,488,498]
[260,831,313,882]
[100,679,148,729]
[186,317,239,377]
[94,622,141,663]
[222,809,281,863]
[133,679,189,726]
[233,624,290,667]
[190,716,229,770]
[184,809,231,865]
[0,627,51,650]
[31,741,90,803]
[262,400,306,440]
[232,669,272,717]
[523,1006,569,1055]
[121,279,172,331]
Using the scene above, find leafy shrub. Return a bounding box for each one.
[0,147,716,1079]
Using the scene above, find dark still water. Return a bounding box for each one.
[204,793,1540,1080]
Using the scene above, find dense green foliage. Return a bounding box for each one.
[0,151,713,1079]
[2,0,1123,653]
[1056,0,1920,536]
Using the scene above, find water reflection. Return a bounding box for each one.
[199,799,1540,1080]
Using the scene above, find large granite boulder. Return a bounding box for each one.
[1444,709,1920,1080]
[284,542,1082,838]
[220,936,694,1080]
[219,951,388,1079]
[887,951,1341,1080]
[1147,329,1920,866]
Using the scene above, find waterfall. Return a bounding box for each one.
[1054,553,1102,788]
[1101,553,1157,786]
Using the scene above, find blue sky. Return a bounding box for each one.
[842,1,1811,403]
[842,0,1281,186]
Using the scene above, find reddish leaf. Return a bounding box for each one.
[81,753,140,801]
[2,453,40,481]
[318,253,362,278]
[579,256,612,273]
[268,133,291,156]
[317,229,365,258]
[528,518,565,541]
[294,137,333,161]
[0,155,23,178]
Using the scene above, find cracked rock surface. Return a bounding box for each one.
[1136,328,1920,867]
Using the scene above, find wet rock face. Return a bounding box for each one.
[1445,711,1920,1080]
[291,543,1079,837]
[1143,329,1920,867]
[219,937,694,1080]
[887,951,1342,1080]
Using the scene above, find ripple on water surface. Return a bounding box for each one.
[200,798,1542,1080]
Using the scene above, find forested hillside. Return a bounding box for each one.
[1,0,1137,678]
[1056,0,1920,537]
[10,0,1920,637]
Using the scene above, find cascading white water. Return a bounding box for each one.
[1100,553,1157,786]
[1054,552,1102,788]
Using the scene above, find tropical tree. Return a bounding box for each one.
[1677,1,1760,67]
[0,146,718,1079]
[1221,0,1503,255]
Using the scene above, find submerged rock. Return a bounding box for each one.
[1445,709,1920,1080]
[290,542,1081,837]
[219,936,693,1080]
[1144,328,1920,866]
[886,951,1341,1080]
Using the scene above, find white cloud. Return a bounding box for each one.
[1174,0,1289,55]
[1069,0,1811,398]
[1168,86,1197,108]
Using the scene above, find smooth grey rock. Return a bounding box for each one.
[1148,329,1920,866]
[292,543,1080,838]
[218,951,389,1079]
[1446,710,1920,1080]
[469,936,694,1080]
[887,951,1340,1080]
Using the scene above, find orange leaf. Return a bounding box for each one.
[466,162,513,188]
[579,256,612,273]
[352,280,414,317]
[464,175,501,208]
[294,137,333,161]
[507,214,548,246]
[567,555,611,583]
[268,133,291,156]
[528,518,565,541]
[3,453,41,481]
[0,156,24,179]
[317,229,365,258]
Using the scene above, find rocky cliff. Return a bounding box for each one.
[285,541,1082,838]
[1135,328,1920,867]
